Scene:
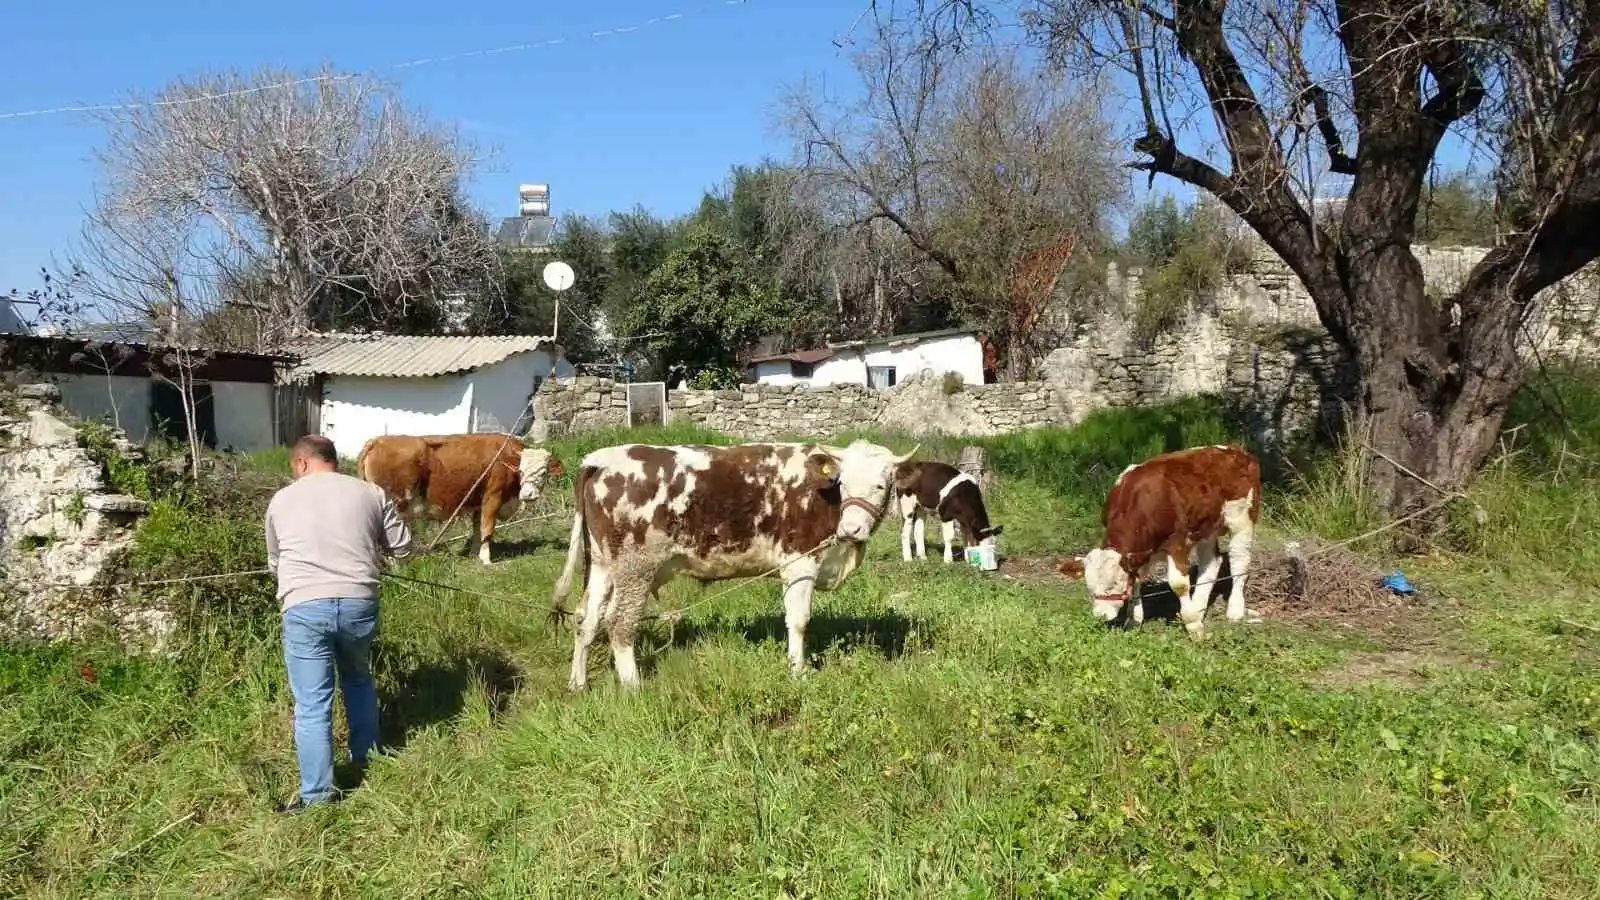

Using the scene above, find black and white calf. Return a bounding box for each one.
[894,460,1003,563]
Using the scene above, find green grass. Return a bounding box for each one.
[4,382,1600,897]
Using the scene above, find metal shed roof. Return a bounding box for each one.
[280,333,555,378]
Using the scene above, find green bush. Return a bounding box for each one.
[76,441,289,643]
[1122,195,1252,347]
[74,420,153,498]
[688,364,744,390]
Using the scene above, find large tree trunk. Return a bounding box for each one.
[1342,246,1523,531]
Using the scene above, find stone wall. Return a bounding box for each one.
[532,376,631,433]
[537,373,1080,442]
[531,241,1600,444]
[0,383,161,649]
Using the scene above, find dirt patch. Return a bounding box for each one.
[1306,649,1493,689]
[996,542,1466,651]
[994,553,1078,589]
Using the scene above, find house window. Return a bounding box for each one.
[790,360,815,379]
[867,365,897,389]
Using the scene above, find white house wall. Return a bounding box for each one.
[807,333,985,388]
[313,348,570,459]
[750,360,800,386]
[468,350,565,433]
[318,373,473,459]
[810,355,867,386]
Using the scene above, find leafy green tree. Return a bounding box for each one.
[486,214,611,361]
[603,205,685,330]
[690,163,794,272]
[686,162,830,345]
[1026,0,1600,521]
[1120,195,1251,346]
[1417,172,1499,247]
[621,225,796,381]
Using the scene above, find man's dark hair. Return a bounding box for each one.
[291,434,339,465]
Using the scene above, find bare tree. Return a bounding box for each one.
[71,64,502,349]
[1016,0,1600,521]
[778,3,1125,376]
[64,204,216,475]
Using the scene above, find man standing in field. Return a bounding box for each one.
[264,434,413,813]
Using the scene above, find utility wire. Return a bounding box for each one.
[0,1,752,122]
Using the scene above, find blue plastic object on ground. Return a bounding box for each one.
[1381,570,1416,595]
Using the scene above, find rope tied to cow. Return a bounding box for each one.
[420,427,530,556]
[5,568,275,591]
[1087,489,1466,603]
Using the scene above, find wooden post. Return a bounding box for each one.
[957,445,993,494]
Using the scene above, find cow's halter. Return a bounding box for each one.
[1095,590,1130,605]
[840,495,883,525]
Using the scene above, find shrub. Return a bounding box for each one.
[85,444,288,643]
[1122,195,1253,347]
[688,364,744,390]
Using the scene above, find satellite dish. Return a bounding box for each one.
[542,260,575,292]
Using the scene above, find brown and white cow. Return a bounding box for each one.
[551,438,918,690]
[894,460,1003,563]
[1058,444,1260,640]
[355,432,564,565]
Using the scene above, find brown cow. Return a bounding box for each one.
[355,432,564,565]
[894,460,1003,563]
[550,438,917,690]
[1058,444,1260,640]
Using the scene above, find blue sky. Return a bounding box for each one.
[0,0,1484,303]
[0,0,888,296]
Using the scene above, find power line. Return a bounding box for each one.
[0,0,751,122]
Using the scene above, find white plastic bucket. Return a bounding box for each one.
[966,543,998,571]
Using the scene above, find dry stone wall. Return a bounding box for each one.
[537,374,1080,442]
[0,383,162,649]
[532,242,1600,443]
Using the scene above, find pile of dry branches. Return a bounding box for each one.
[1245,538,1400,616]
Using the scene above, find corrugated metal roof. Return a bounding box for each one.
[281,332,553,378]
[826,326,978,350]
[0,330,293,362]
[746,347,836,365]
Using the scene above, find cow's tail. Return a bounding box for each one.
[354,438,379,481]
[548,466,591,625]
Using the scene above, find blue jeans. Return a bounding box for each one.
[281,597,380,805]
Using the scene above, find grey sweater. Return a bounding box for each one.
[264,470,413,611]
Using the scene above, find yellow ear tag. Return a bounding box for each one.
[821,462,834,477]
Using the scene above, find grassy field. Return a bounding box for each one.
[3,381,1600,898]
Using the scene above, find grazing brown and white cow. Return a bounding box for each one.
[1058,444,1260,639]
[550,438,918,690]
[894,460,1003,563]
[355,432,564,565]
